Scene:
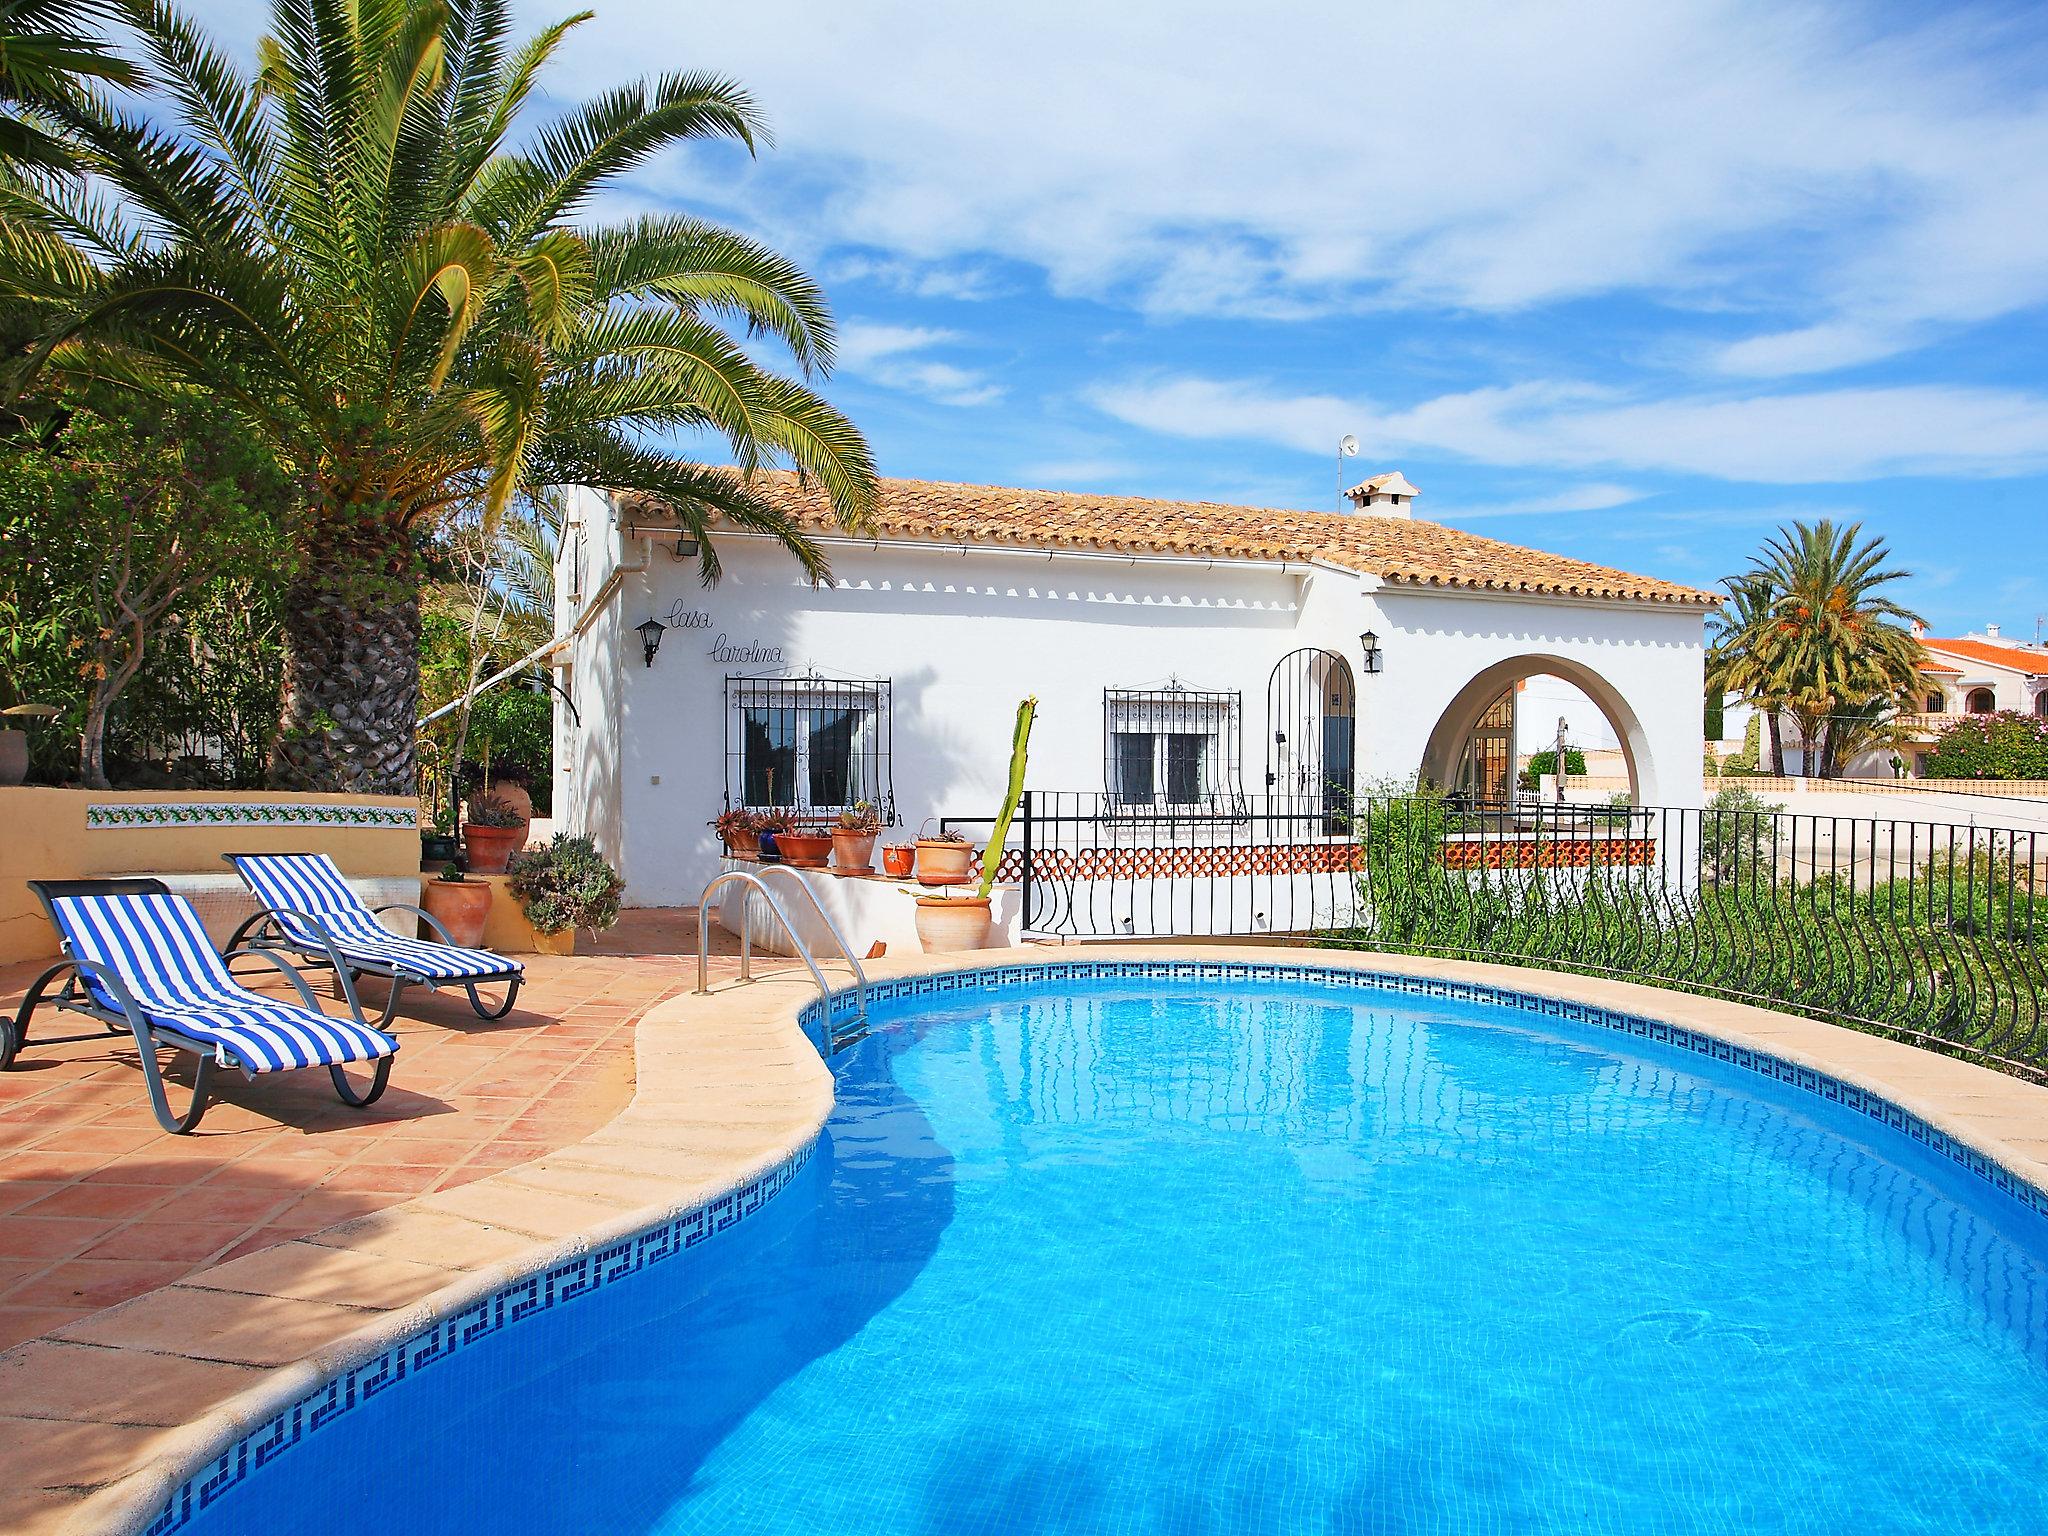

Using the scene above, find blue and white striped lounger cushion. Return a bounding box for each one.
[46,893,398,1073]
[231,853,522,983]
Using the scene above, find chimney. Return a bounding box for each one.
[1987,622,2001,639]
[1910,620,1926,639]
[1343,471,1420,518]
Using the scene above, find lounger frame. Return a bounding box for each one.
[7,878,393,1133]
[223,854,523,1028]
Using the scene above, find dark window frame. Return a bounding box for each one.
[723,670,896,823]
[1102,684,1243,808]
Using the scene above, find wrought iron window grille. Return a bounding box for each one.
[724,669,896,823]
[1103,682,1244,813]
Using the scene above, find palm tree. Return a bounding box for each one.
[1707,574,1789,775]
[7,0,875,791]
[1721,521,1924,778]
[0,0,139,174]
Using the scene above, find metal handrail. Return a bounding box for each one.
[693,868,868,1049]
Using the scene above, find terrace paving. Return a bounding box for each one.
[0,907,732,1352]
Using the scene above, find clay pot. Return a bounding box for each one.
[421,831,459,867]
[880,844,916,878]
[462,820,528,874]
[724,828,760,859]
[0,730,25,787]
[421,878,493,948]
[776,831,834,869]
[914,896,992,952]
[914,838,978,886]
[831,829,878,875]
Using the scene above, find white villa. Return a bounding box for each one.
[546,471,1715,921]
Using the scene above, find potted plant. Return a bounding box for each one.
[507,834,624,956]
[421,801,459,867]
[0,700,58,787]
[880,842,916,877]
[419,862,493,947]
[755,807,795,862]
[831,802,882,875]
[915,698,1035,953]
[461,790,529,874]
[776,822,835,869]
[914,823,977,885]
[713,807,760,858]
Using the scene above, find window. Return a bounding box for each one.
[1967,687,1997,714]
[725,673,893,819]
[1925,692,1945,714]
[1104,685,1241,806]
[2036,691,2048,718]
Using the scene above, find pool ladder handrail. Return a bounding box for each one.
[694,867,868,1048]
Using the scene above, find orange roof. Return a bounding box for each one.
[623,472,1719,607]
[1916,655,1962,675]
[1920,637,2047,676]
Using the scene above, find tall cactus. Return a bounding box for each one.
[977,698,1038,901]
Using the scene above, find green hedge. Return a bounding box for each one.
[1922,712,2048,780]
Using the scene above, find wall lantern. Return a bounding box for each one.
[668,531,700,561]
[635,615,668,668]
[1359,630,1383,674]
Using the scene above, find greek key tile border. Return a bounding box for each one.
[142,1146,811,1536]
[90,798,417,835]
[811,960,2048,1221]
[87,801,416,831]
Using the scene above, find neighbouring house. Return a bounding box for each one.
[544,471,1715,912]
[1893,627,2048,776]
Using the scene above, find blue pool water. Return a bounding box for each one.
[178,971,2048,1534]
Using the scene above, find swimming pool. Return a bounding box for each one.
[164,964,2048,1535]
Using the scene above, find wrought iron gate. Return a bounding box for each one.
[1265,648,1355,827]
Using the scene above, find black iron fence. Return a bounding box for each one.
[944,792,2048,1074]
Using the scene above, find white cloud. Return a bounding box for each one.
[1087,374,2048,483]
[1432,483,1646,520]
[835,320,1003,407]
[537,0,2048,365]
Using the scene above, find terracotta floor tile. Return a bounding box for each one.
[3,1258,195,1311]
[0,1217,107,1262]
[80,1223,246,1265]
[52,1285,373,1366]
[14,1183,174,1222]
[0,1182,62,1218]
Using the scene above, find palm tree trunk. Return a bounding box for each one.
[1764,707,1784,776]
[268,509,421,793]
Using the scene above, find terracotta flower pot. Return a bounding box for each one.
[462,820,528,874]
[914,896,992,953]
[914,838,977,886]
[724,829,760,859]
[880,844,916,877]
[776,831,834,869]
[420,878,493,948]
[831,829,878,875]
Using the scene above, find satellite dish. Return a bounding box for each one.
[1339,434,1359,457]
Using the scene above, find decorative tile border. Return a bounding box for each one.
[810,960,2048,1222]
[87,801,416,831]
[141,1147,812,1536]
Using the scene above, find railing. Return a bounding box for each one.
[944,791,2048,1074]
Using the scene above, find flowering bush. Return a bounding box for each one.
[506,834,625,935]
[1921,712,2048,780]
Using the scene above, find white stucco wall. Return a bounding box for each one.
[554,497,1708,907]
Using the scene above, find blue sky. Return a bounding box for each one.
[186,0,2048,634]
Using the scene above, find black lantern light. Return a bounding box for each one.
[636,615,668,668]
[1359,630,1383,674]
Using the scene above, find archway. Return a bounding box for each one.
[1968,687,1997,714]
[1267,649,1355,824]
[1419,654,1654,805]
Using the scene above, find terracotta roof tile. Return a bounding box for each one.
[1921,637,2048,675]
[620,473,1720,607]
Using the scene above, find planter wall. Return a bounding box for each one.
[0,789,420,966]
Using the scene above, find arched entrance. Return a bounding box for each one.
[1419,654,1654,804]
[1267,648,1355,824]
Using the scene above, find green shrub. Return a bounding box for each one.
[1517,747,1587,791]
[1922,712,2048,780]
[507,833,624,934]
